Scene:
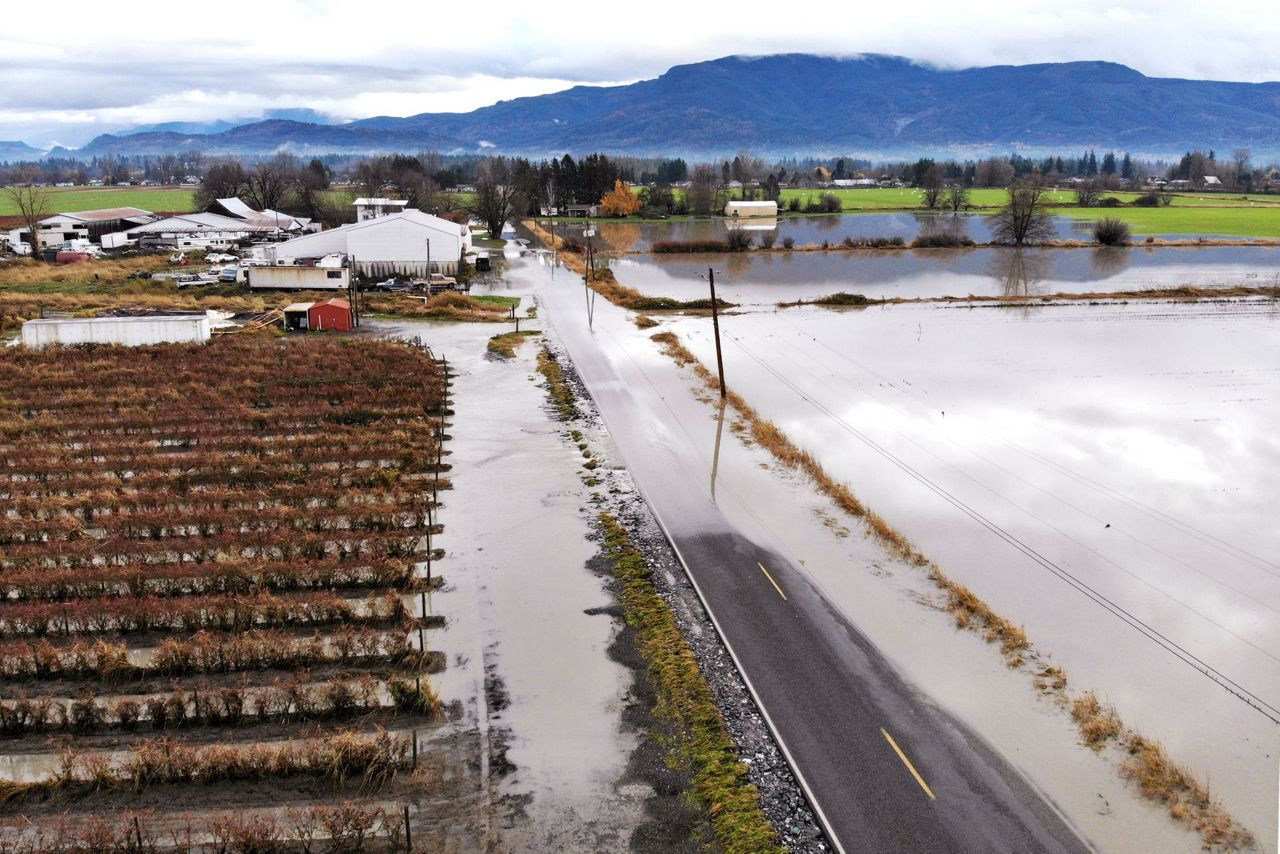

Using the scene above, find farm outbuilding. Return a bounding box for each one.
[281,300,355,332]
[267,210,471,278]
[309,299,354,332]
[724,200,778,218]
[35,207,155,249]
[21,314,211,348]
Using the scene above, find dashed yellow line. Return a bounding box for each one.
[757,562,787,600]
[881,728,937,800]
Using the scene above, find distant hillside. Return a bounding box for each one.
[38,54,1280,158]
[119,108,342,137]
[0,140,48,161]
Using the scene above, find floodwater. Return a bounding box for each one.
[606,244,1280,305]
[661,299,1280,843]
[569,213,1261,254]
[366,313,651,850]
[510,244,1280,851]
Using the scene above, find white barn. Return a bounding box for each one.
[267,210,471,277]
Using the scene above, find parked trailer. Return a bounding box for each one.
[247,266,350,290]
[21,315,211,348]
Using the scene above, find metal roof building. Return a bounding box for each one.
[268,209,471,277]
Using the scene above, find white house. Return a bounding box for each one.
[724,200,778,218]
[267,209,471,277]
[353,198,409,222]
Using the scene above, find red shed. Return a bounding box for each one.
[307,298,354,332]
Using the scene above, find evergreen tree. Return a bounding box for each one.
[1120,153,1133,180]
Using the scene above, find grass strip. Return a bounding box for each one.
[535,347,579,421]
[648,329,1253,849]
[599,514,783,853]
[486,329,540,358]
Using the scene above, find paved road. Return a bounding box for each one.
[524,254,1091,853]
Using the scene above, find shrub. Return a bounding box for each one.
[759,233,776,249]
[815,292,871,306]
[1093,217,1132,246]
[910,233,977,248]
[1132,190,1171,207]
[781,237,795,249]
[841,236,906,249]
[725,231,753,252]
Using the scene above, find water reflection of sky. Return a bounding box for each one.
[608,244,1280,303]
[579,213,1261,254]
[663,302,1280,813]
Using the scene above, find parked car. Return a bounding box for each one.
[219,267,242,283]
[174,274,205,289]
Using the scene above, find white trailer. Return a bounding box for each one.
[247,265,350,291]
[21,315,211,348]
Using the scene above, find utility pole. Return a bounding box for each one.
[705,267,727,398]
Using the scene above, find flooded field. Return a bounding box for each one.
[607,244,1280,304]
[576,213,1265,254]
[659,298,1280,839]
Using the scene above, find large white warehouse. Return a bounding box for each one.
[268,210,471,278]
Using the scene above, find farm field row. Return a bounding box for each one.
[0,337,456,848]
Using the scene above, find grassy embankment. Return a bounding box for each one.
[647,330,1252,850]
[777,285,1280,310]
[535,345,781,851]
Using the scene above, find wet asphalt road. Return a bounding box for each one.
[527,255,1091,853]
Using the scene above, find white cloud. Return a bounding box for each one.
[3,0,1280,148]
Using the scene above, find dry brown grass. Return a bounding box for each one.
[648,328,1256,849]
[634,314,660,329]
[0,256,172,287]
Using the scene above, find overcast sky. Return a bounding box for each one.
[5,0,1280,149]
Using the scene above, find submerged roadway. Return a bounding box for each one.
[520,250,1091,853]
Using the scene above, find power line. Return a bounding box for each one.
[715,328,1280,724]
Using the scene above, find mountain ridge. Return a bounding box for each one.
[27,54,1280,159]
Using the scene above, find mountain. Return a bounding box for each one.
[38,54,1280,158]
[119,108,342,137]
[0,140,48,161]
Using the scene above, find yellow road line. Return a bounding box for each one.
[756,562,788,601]
[881,728,937,801]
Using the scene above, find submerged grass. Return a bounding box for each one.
[535,346,579,421]
[599,514,782,853]
[648,329,1253,849]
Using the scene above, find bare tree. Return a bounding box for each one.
[943,182,970,213]
[988,178,1056,245]
[920,164,946,209]
[686,163,719,216]
[1232,148,1253,190]
[194,161,250,211]
[244,153,299,211]
[1074,177,1104,207]
[5,184,51,255]
[469,158,517,239]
